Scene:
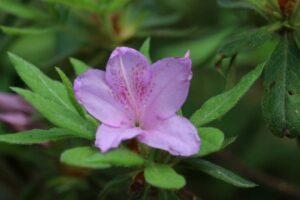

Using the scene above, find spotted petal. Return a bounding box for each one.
[141,56,192,127]
[105,47,151,122]
[74,69,129,127]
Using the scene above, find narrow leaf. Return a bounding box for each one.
[61,146,144,169]
[55,68,86,117]
[0,128,78,144]
[197,127,224,157]
[190,62,265,127]
[139,38,151,63]
[45,0,99,11]
[8,53,74,111]
[1,26,53,35]
[12,88,96,139]
[70,58,90,76]
[187,159,257,188]
[144,164,186,189]
[0,0,49,20]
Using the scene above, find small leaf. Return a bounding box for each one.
[1,26,54,35]
[12,88,96,139]
[0,128,78,144]
[139,38,151,63]
[8,53,74,112]
[70,58,90,76]
[61,146,110,169]
[0,0,49,20]
[55,67,86,117]
[186,159,257,188]
[144,164,186,189]
[61,146,145,169]
[262,33,300,137]
[197,127,224,157]
[190,62,265,127]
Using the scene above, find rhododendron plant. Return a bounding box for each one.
[74,47,200,156]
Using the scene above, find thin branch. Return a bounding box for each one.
[213,150,300,198]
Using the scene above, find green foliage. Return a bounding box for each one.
[218,26,274,59]
[61,146,145,169]
[197,127,224,157]
[0,0,49,20]
[144,164,186,189]
[55,68,86,117]
[217,0,275,18]
[187,159,257,188]
[262,33,300,137]
[45,0,130,13]
[191,62,265,127]
[156,29,232,66]
[8,53,74,112]
[70,58,90,76]
[0,26,54,35]
[12,88,96,139]
[139,38,151,63]
[0,128,78,144]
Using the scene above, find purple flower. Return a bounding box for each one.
[74,47,200,156]
[0,92,36,131]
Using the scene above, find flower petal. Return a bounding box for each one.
[0,112,32,131]
[74,69,129,127]
[141,56,192,126]
[138,115,200,156]
[105,47,151,121]
[0,92,34,113]
[95,124,142,152]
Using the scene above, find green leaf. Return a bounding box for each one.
[218,26,274,59]
[61,146,145,169]
[190,62,265,127]
[139,38,151,63]
[55,68,86,117]
[0,128,78,144]
[0,0,49,20]
[186,159,257,188]
[12,88,96,139]
[61,146,110,169]
[1,26,54,35]
[70,58,90,76]
[155,28,232,66]
[262,33,300,137]
[8,53,74,112]
[45,0,99,11]
[197,128,224,157]
[144,164,186,189]
[45,0,129,12]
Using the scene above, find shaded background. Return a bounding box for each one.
[0,0,299,199]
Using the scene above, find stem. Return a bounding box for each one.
[213,150,300,198]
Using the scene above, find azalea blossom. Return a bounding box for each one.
[0,92,36,131]
[74,47,200,156]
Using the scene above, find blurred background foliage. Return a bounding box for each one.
[0,0,300,199]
